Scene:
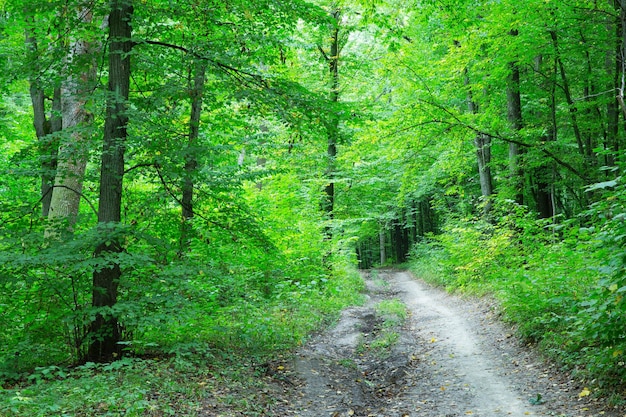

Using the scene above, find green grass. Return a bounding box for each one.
[369,331,400,352]
[407,220,626,394]
[0,263,366,416]
[375,299,407,329]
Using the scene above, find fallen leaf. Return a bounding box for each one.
[578,387,591,398]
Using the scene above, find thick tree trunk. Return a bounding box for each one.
[47,6,96,232]
[88,0,133,363]
[180,62,206,255]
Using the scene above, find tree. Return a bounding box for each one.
[88,0,133,362]
[320,8,341,232]
[47,4,98,233]
[25,24,62,217]
[180,61,206,255]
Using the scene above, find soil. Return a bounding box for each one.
[204,269,626,416]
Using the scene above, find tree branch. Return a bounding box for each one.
[135,39,269,88]
[394,98,590,182]
[317,44,330,61]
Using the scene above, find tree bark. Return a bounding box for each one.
[180,62,206,255]
[26,28,62,217]
[464,70,493,212]
[549,30,586,158]
[47,5,97,232]
[88,0,133,363]
[322,9,340,236]
[379,227,386,265]
[605,4,620,168]
[612,0,626,165]
[506,56,524,205]
[533,55,556,219]
[506,29,523,204]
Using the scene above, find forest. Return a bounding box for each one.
[2,0,626,415]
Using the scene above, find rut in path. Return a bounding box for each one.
[290,270,620,417]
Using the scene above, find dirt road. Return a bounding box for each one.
[287,270,623,417]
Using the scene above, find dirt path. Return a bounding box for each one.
[282,270,624,417]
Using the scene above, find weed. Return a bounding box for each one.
[338,358,358,370]
[375,299,407,328]
[370,331,399,352]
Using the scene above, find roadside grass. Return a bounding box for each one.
[407,218,626,396]
[0,263,365,416]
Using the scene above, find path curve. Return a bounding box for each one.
[290,269,623,417]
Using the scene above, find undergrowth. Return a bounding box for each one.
[408,198,626,396]
[0,263,364,416]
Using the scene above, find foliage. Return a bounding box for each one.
[3,0,626,406]
[408,193,626,390]
[0,263,364,416]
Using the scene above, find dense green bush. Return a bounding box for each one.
[408,194,626,392]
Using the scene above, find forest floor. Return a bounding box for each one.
[202,269,626,417]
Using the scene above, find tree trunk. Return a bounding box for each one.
[322,9,340,236]
[549,30,586,158]
[180,62,206,255]
[533,55,556,219]
[379,226,386,265]
[506,40,524,205]
[465,70,493,212]
[47,6,96,233]
[606,6,620,168]
[88,0,133,363]
[26,29,62,217]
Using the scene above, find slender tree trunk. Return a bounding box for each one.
[26,29,62,217]
[549,30,586,158]
[533,55,556,219]
[47,6,96,232]
[606,4,620,168]
[464,70,493,212]
[506,32,524,205]
[88,0,133,362]
[322,9,340,235]
[379,226,386,265]
[180,62,206,255]
[612,0,626,165]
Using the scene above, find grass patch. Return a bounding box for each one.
[375,299,407,329]
[369,331,400,352]
[356,299,407,357]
